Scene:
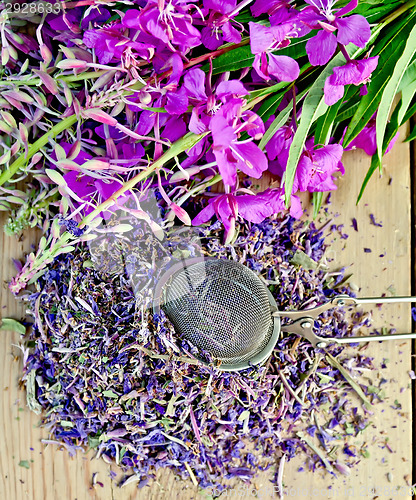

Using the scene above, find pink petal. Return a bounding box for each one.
[232,141,268,178]
[335,14,371,48]
[324,76,345,105]
[306,30,337,66]
[192,201,216,226]
[249,22,274,54]
[222,22,241,45]
[183,68,208,101]
[267,53,300,81]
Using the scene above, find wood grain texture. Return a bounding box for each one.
[0,128,413,500]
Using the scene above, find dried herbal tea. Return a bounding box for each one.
[20,213,378,493]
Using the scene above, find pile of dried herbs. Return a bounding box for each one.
[20,210,378,494]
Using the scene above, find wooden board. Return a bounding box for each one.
[0,126,413,499]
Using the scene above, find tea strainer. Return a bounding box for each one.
[153,257,416,371]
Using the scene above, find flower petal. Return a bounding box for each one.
[249,22,275,54]
[231,141,268,178]
[335,14,371,48]
[192,200,216,226]
[306,30,337,66]
[267,53,300,81]
[324,76,345,105]
[183,68,208,102]
[222,22,241,45]
[237,193,274,223]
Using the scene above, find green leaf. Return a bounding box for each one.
[102,390,119,399]
[208,44,253,75]
[18,460,30,469]
[258,98,293,151]
[404,125,416,142]
[0,318,26,335]
[255,91,286,124]
[284,49,351,206]
[312,192,324,219]
[45,168,67,187]
[376,22,416,163]
[314,99,343,146]
[357,99,402,203]
[399,93,416,125]
[343,10,416,148]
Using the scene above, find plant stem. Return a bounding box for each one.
[0,114,78,187]
[0,70,108,87]
[80,131,210,227]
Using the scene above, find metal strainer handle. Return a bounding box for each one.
[276,295,416,348]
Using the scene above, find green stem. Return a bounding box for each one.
[0,114,78,187]
[0,70,109,87]
[80,131,210,227]
[174,174,222,208]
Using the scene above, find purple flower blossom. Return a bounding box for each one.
[323,56,379,105]
[123,1,201,54]
[63,172,130,219]
[83,23,153,65]
[269,138,345,192]
[295,139,345,192]
[265,124,295,175]
[209,99,268,187]
[343,112,399,156]
[201,0,242,50]
[300,0,371,66]
[249,22,300,82]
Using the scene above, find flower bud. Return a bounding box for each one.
[170,165,201,183]
[82,108,118,126]
[40,44,53,65]
[170,203,192,225]
[56,59,88,70]
[34,70,59,95]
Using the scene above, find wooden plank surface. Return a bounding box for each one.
[0,126,413,500]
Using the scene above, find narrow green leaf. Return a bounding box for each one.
[258,99,293,151]
[398,59,416,124]
[209,44,253,75]
[399,94,416,125]
[312,192,324,219]
[376,23,416,163]
[314,98,343,146]
[0,318,26,335]
[404,126,416,142]
[255,92,286,124]
[343,11,416,147]
[284,49,351,206]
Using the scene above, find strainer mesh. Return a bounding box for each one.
[162,259,274,365]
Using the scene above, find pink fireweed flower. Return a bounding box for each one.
[343,112,399,156]
[296,139,345,192]
[123,0,201,54]
[83,23,154,65]
[249,22,300,82]
[323,56,379,105]
[268,137,345,192]
[300,0,371,66]
[209,98,268,187]
[201,0,242,50]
